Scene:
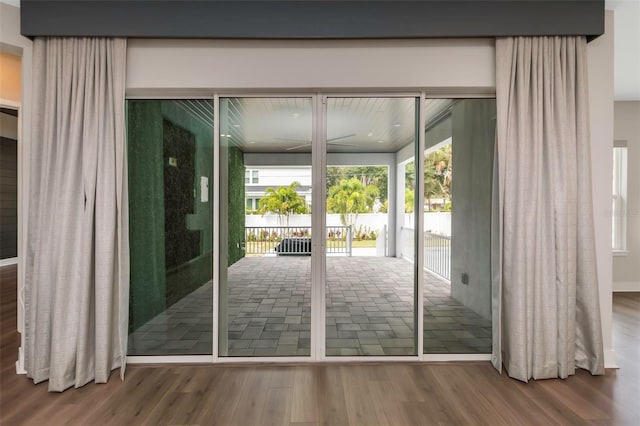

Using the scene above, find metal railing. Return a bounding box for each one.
[424,231,451,280]
[399,227,415,263]
[244,226,352,256]
[326,226,352,255]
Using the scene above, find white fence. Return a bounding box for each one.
[422,212,451,236]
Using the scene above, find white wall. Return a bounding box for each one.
[423,212,451,236]
[246,212,387,230]
[613,101,640,291]
[449,100,495,321]
[612,1,640,101]
[245,212,449,234]
[588,10,616,368]
[127,38,495,93]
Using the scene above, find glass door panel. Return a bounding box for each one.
[127,99,214,355]
[218,97,313,357]
[325,97,418,356]
[422,98,496,354]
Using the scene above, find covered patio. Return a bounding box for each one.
[128,257,492,356]
[128,96,494,358]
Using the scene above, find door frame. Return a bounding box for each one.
[317,93,425,362]
[214,92,426,363]
[0,100,20,268]
[214,93,320,363]
[126,90,494,364]
[1,100,22,364]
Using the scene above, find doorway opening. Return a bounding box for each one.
[125,93,496,361]
[0,106,19,267]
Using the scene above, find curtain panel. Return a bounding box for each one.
[25,37,129,392]
[493,36,605,381]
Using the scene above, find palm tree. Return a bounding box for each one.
[428,144,452,205]
[423,144,453,210]
[258,181,307,226]
[327,178,379,227]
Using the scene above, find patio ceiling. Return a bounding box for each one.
[223,97,452,154]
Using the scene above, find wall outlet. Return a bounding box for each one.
[461,273,469,285]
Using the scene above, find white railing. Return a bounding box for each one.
[424,232,451,280]
[400,227,415,262]
[400,227,451,281]
[244,226,352,256]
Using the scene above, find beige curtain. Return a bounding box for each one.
[493,36,605,381]
[25,37,129,392]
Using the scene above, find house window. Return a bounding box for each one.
[245,169,259,184]
[245,197,262,212]
[612,143,627,251]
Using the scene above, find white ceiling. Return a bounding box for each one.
[223,98,313,153]
[607,0,640,100]
[223,97,429,154]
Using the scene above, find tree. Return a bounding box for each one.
[426,144,452,206]
[418,145,453,211]
[404,144,453,212]
[327,177,379,227]
[404,162,416,192]
[404,188,415,213]
[327,166,388,204]
[259,182,307,226]
[423,157,444,211]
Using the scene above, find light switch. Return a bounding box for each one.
[200,176,209,202]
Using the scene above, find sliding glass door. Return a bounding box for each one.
[127,99,214,356]
[218,97,314,357]
[125,93,495,361]
[422,98,495,354]
[324,97,419,356]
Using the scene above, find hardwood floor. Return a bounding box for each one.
[1,264,638,425]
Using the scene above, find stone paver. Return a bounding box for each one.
[129,256,492,356]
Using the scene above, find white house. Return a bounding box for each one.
[244,166,312,212]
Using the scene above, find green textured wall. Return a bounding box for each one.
[227,146,245,266]
[127,100,214,332]
[127,101,167,331]
[161,101,214,306]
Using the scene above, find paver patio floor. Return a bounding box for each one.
[128,256,492,356]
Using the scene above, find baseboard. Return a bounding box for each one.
[604,348,619,369]
[10,347,622,371]
[0,257,18,267]
[613,281,640,292]
[15,346,26,374]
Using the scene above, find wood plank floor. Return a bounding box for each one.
[1,264,638,425]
